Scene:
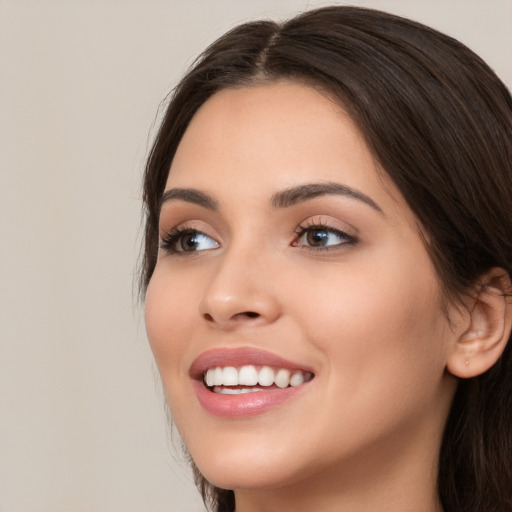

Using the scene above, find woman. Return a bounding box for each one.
[141,6,512,512]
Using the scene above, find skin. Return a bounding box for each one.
[145,82,468,511]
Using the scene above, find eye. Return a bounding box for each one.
[160,228,219,254]
[293,223,357,250]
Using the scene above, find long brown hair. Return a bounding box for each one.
[141,7,512,511]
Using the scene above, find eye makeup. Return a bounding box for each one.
[159,215,359,258]
[160,226,219,254]
[293,223,358,251]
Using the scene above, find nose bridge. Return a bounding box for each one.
[199,237,280,327]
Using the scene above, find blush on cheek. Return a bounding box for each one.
[145,279,181,360]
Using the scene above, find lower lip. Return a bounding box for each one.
[193,380,309,417]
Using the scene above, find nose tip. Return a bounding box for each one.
[198,245,281,329]
[199,284,280,330]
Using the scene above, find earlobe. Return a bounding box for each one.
[446,268,512,379]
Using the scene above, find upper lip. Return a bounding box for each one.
[189,347,314,380]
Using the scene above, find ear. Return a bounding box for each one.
[446,268,512,379]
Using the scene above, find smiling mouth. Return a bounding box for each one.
[204,365,314,394]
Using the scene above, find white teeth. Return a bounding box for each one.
[215,387,240,394]
[258,366,274,387]
[239,387,264,394]
[213,386,266,395]
[205,369,215,387]
[222,366,238,386]
[290,371,305,387]
[239,365,259,386]
[275,369,291,389]
[213,367,223,386]
[203,365,312,390]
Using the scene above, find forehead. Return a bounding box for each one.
[166,81,407,217]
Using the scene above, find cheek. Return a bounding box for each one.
[286,262,450,460]
[144,266,198,382]
[289,253,448,396]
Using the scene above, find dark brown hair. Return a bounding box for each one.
[141,6,512,512]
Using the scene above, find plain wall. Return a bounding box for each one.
[1,1,510,511]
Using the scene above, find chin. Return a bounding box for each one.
[197,460,303,493]
[185,433,307,492]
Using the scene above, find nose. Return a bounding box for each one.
[198,245,281,330]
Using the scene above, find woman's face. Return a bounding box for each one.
[145,82,459,494]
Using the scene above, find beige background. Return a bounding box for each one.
[1,1,510,511]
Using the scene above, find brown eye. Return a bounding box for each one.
[160,229,219,254]
[295,225,356,249]
[178,232,203,251]
[305,229,330,247]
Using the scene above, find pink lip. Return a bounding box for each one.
[189,347,313,379]
[189,347,314,418]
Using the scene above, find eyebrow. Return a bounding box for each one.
[159,181,383,215]
[270,182,383,213]
[160,188,218,211]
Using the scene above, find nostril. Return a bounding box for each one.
[202,311,260,323]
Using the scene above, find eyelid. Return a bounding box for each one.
[158,218,216,239]
[159,221,220,255]
[294,215,356,236]
[292,216,358,250]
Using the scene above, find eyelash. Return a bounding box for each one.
[293,220,358,251]
[159,226,216,255]
[159,221,358,255]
